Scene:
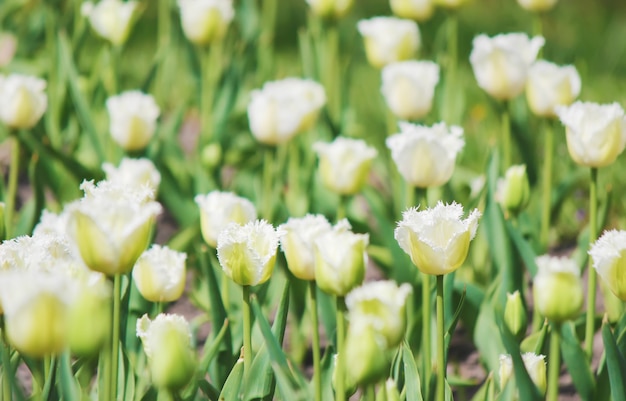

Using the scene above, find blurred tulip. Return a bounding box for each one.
[357,17,420,69]
[343,323,391,388]
[306,0,353,19]
[279,214,332,281]
[496,164,531,216]
[470,33,544,100]
[133,245,187,303]
[526,60,580,118]
[389,0,434,21]
[590,230,626,301]
[499,353,547,394]
[386,122,464,188]
[177,0,234,45]
[103,158,161,198]
[81,0,139,46]
[106,90,160,151]
[503,290,527,340]
[217,220,281,286]
[533,255,583,322]
[381,61,440,120]
[556,101,626,168]
[313,137,377,195]
[517,0,557,12]
[247,78,326,145]
[376,379,402,401]
[68,277,111,356]
[395,202,481,275]
[195,191,257,248]
[0,74,47,129]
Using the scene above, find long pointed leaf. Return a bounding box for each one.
[601,322,626,401]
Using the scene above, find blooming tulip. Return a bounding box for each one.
[526,61,580,118]
[499,353,547,394]
[555,101,626,168]
[306,0,353,19]
[533,255,583,322]
[357,17,420,69]
[386,122,464,188]
[133,245,187,303]
[279,214,332,281]
[177,0,234,45]
[589,230,626,301]
[81,0,139,46]
[470,33,544,100]
[103,158,161,197]
[106,90,160,151]
[195,191,257,248]
[0,74,47,129]
[389,0,434,21]
[381,61,440,120]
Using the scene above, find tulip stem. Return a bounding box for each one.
[262,147,274,221]
[309,282,322,401]
[1,322,12,401]
[221,272,230,313]
[422,273,432,396]
[584,167,598,359]
[336,195,347,222]
[110,274,122,401]
[547,323,561,401]
[501,102,511,172]
[5,134,20,240]
[200,42,223,147]
[257,0,277,81]
[365,385,375,401]
[335,296,347,401]
[540,119,554,251]
[444,12,458,123]
[242,285,252,382]
[436,275,445,401]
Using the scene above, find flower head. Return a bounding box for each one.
[0,74,47,129]
[499,353,547,394]
[533,255,583,322]
[306,0,353,19]
[195,191,257,248]
[82,0,140,45]
[106,90,160,151]
[357,17,420,69]
[496,164,531,216]
[103,157,161,198]
[177,0,234,45]
[389,0,434,21]
[381,61,440,120]
[133,245,187,303]
[526,60,580,118]
[590,230,626,301]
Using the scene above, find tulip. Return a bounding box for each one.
[106,90,160,151]
[133,245,187,303]
[470,33,544,101]
[81,0,139,46]
[357,17,420,69]
[517,0,558,12]
[386,122,464,188]
[306,0,353,19]
[503,290,527,340]
[499,353,547,394]
[137,314,197,391]
[67,277,111,356]
[195,191,257,248]
[533,255,583,322]
[103,157,161,198]
[216,220,281,287]
[0,74,47,130]
[278,214,332,281]
[555,101,626,168]
[389,0,434,22]
[496,164,531,216]
[313,137,378,196]
[526,61,580,118]
[343,323,392,388]
[247,78,326,145]
[589,230,626,301]
[177,0,234,45]
[381,61,440,120]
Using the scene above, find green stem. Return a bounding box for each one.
[585,168,598,359]
[242,285,252,381]
[444,12,458,123]
[436,275,445,401]
[309,282,322,401]
[547,323,560,401]
[1,324,12,401]
[41,356,56,401]
[158,0,171,49]
[336,195,347,222]
[221,271,230,314]
[199,43,223,147]
[323,23,341,127]
[365,385,375,401]
[335,297,346,401]
[422,273,432,396]
[501,102,511,172]
[405,184,415,210]
[380,380,389,401]
[257,0,277,82]
[110,274,122,401]
[4,134,19,239]
[262,147,274,221]
[540,119,554,251]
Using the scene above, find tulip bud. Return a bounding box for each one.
[137,314,197,391]
[390,0,434,22]
[357,17,420,69]
[314,220,368,296]
[103,158,161,199]
[195,191,257,248]
[217,220,281,286]
[496,165,530,216]
[376,379,401,401]
[589,230,626,301]
[313,137,378,195]
[533,255,583,322]
[556,101,626,168]
[344,324,392,388]
[517,0,557,12]
[106,91,160,151]
[526,61,580,118]
[201,143,223,170]
[81,0,140,46]
[68,278,111,356]
[306,0,353,19]
[381,61,440,121]
[499,353,547,395]
[133,245,187,303]
[0,74,48,130]
[177,0,234,45]
[504,291,527,340]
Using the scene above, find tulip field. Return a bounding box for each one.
[2,0,626,400]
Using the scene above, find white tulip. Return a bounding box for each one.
[589,230,626,301]
[306,0,353,19]
[106,90,160,151]
[533,255,583,322]
[0,74,47,129]
[389,0,434,21]
[133,245,187,303]
[357,17,420,69]
[103,158,161,198]
[81,0,139,46]
[381,61,439,120]
[195,191,257,248]
[526,60,580,118]
[499,353,547,394]
[177,0,234,45]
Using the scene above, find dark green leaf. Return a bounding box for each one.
[560,322,595,400]
[601,322,626,401]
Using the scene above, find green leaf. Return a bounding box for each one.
[470,374,496,401]
[57,352,80,401]
[560,323,594,400]
[319,345,336,401]
[197,379,220,401]
[218,358,244,401]
[444,286,466,352]
[520,320,548,354]
[601,322,626,401]
[401,342,423,401]
[505,219,538,277]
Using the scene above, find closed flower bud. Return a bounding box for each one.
[278,214,332,281]
[381,61,439,120]
[195,191,257,248]
[103,158,161,198]
[67,180,162,276]
[395,202,481,275]
[313,137,378,195]
[390,0,434,22]
[248,78,326,145]
[306,0,353,19]
[499,353,547,395]
[517,0,557,12]
[376,379,401,401]
[133,245,187,303]
[533,255,583,322]
[470,33,544,100]
[589,230,626,301]
[357,17,420,69]
[344,324,392,388]
[106,91,160,151]
[68,277,111,356]
[178,0,234,45]
[526,61,580,118]
[314,220,368,296]
[137,314,197,391]
[201,143,223,170]
[217,220,281,286]
[81,0,139,46]
[433,0,471,9]
[346,281,412,347]
[496,164,530,216]
[555,101,626,168]
[0,74,47,129]
[504,290,527,340]
[386,122,464,188]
